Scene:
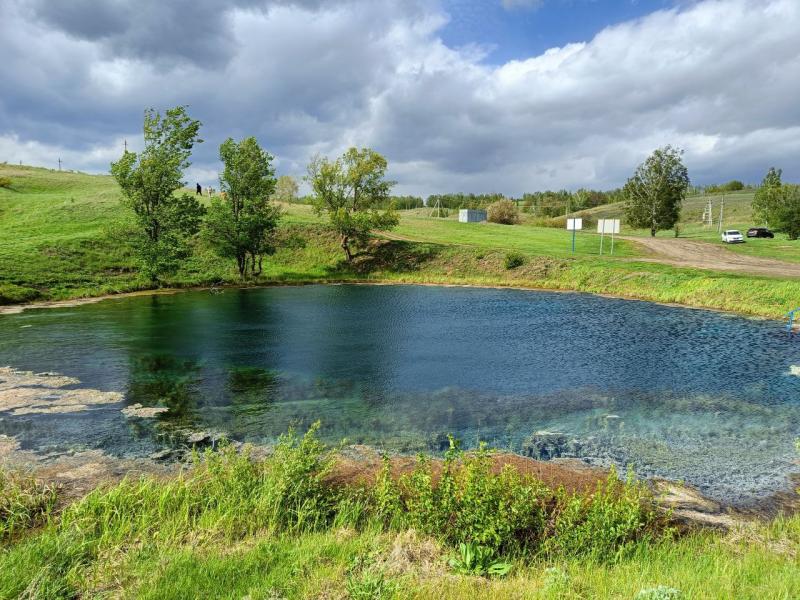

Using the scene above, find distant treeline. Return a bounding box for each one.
[288,195,424,210]
[425,193,506,210]
[425,189,624,216]
[690,180,756,195]
[288,180,757,213]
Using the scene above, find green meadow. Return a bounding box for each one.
[1,164,799,319]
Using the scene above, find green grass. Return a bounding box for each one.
[1,428,797,599]
[392,211,638,257]
[573,189,800,263]
[2,164,800,319]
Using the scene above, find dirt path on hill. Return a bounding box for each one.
[384,229,800,278]
[621,236,800,278]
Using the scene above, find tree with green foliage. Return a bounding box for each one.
[306,147,399,262]
[273,175,299,203]
[487,199,520,224]
[752,167,800,240]
[205,137,281,278]
[623,146,689,237]
[111,106,205,282]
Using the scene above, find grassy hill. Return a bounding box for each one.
[2,164,800,318]
[574,190,756,227]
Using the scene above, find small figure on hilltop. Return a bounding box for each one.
[196,182,202,195]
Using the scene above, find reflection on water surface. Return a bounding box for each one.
[1,284,799,504]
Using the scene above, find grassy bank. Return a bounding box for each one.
[1,165,799,319]
[1,427,798,599]
[574,189,800,263]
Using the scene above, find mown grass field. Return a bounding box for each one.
[1,164,800,319]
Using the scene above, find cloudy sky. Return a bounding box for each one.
[1,0,798,196]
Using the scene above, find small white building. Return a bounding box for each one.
[458,209,487,223]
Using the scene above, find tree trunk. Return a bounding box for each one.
[341,235,353,262]
[236,254,247,278]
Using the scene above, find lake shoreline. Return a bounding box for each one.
[1,430,796,526]
[0,277,781,323]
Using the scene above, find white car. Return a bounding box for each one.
[721,230,744,243]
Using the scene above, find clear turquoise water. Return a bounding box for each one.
[1,284,798,504]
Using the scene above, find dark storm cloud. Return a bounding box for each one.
[1,0,799,194]
[26,0,329,67]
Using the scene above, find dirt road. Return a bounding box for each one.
[622,236,800,278]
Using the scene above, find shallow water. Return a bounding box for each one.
[1,284,799,504]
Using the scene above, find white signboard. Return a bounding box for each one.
[597,219,620,234]
[566,218,583,231]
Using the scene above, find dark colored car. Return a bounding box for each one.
[747,227,774,238]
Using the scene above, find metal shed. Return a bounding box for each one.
[458,209,487,223]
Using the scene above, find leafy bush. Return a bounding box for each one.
[372,440,662,561]
[504,252,525,269]
[0,176,12,189]
[542,466,662,561]
[374,440,653,558]
[448,542,512,577]
[487,199,520,224]
[0,283,41,305]
[706,180,744,193]
[377,441,549,553]
[0,469,58,540]
[752,168,800,240]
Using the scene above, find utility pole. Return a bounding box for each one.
[124,139,128,152]
[58,157,62,171]
[702,198,713,227]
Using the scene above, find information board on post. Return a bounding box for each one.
[566,218,582,253]
[597,219,621,255]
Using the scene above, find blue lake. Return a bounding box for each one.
[1,284,798,504]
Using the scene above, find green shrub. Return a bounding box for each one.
[487,199,520,224]
[371,441,663,561]
[0,283,41,305]
[0,176,11,189]
[375,440,548,553]
[448,542,512,577]
[542,466,663,561]
[0,469,58,540]
[504,252,525,269]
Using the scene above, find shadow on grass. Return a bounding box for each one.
[328,240,443,276]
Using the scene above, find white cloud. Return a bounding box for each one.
[0,134,135,173]
[1,0,799,194]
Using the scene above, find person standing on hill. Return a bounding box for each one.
[196,182,202,195]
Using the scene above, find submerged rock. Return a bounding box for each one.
[121,403,169,418]
[148,449,177,461]
[653,479,744,530]
[522,431,580,460]
[0,367,121,415]
[183,430,228,448]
